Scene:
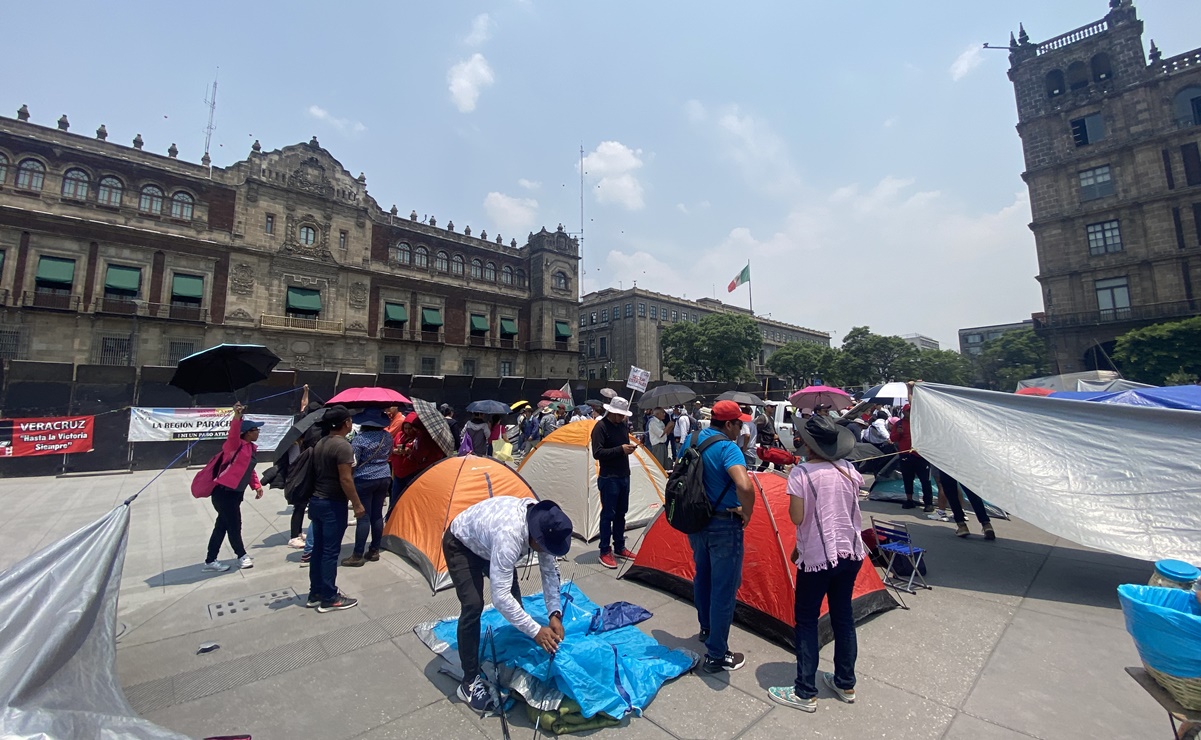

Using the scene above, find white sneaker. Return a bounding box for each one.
[926,509,952,522]
[288,537,306,549]
[239,555,254,569]
[202,560,230,572]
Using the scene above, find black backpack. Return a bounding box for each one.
[664,430,734,534]
[284,445,317,507]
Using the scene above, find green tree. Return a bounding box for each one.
[976,328,1050,391]
[911,348,974,386]
[1113,317,1201,385]
[660,312,762,382]
[837,326,919,386]
[767,342,844,387]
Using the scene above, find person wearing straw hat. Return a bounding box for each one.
[592,396,638,569]
[768,415,865,713]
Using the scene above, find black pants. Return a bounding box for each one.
[206,486,246,562]
[442,530,521,685]
[290,500,307,539]
[936,469,991,525]
[899,454,932,506]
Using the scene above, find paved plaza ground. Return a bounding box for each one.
[0,466,1167,740]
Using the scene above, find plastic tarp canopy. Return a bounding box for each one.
[415,583,695,720]
[1015,370,1119,392]
[912,383,1201,563]
[1050,386,1201,411]
[0,503,188,739]
[1076,378,1155,392]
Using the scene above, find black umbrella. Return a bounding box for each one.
[716,390,765,406]
[273,408,328,464]
[636,384,696,409]
[170,344,281,397]
[466,399,511,415]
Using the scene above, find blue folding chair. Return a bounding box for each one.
[870,516,931,596]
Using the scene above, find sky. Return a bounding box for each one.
[4,0,1200,350]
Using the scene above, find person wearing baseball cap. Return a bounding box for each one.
[676,399,755,674]
[201,402,265,573]
[444,497,573,713]
[592,396,637,569]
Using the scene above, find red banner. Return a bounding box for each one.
[0,416,95,457]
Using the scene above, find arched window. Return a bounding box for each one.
[1067,61,1089,92]
[451,254,465,276]
[435,250,449,272]
[414,246,429,268]
[516,269,527,287]
[16,159,45,191]
[1091,53,1113,82]
[1173,86,1201,127]
[471,259,483,279]
[553,271,569,290]
[299,225,317,245]
[484,262,496,281]
[97,176,123,206]
[0,153,7,185]
[501,265,514,285]
[392,242,411,264]
[1045,70,1065,98]
[61,168,89,200]
[138,185,163,214]
[170,192,194,220]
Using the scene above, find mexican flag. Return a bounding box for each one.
[727,264,750,292]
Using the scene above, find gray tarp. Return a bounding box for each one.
[0,502,188,739]
[911,383,1201,564]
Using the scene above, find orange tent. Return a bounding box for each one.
[623,471,898,647]
[382,454,537,591]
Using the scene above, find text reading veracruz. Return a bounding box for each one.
[0,416,95,457]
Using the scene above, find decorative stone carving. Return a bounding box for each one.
[290,340,312,354]
[410,210,418,221]
[168,143,178,158]
[96,124,107,141]
[348,282,368,309]
[228,308,253,321]
[282,213,334,261]
[480,230,487,240]
[132,134,143,150]
[252,139,262,153]
[201,152,211,166]
[287,157,334,198]
[348,321,366,332]
[16,105,29,122]
[463,225,471,236]
[496,234,503,244]
[57,115,69,131]
[447,221,455,232]
[429,216,436,227]
[511,239,517,247]
[390,205,398,217]
[230,263,256,295]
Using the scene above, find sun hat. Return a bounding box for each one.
[239,418,264,436]
[798,415,855,461]
[711,400,752,423]
[353,408,390,429]
[527,500,573,556]
[602,397,633,417]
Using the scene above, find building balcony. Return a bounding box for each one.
[261,314,343,334]
[378,327,445,343]
[1038,300,1198,330]
[469,334,490,347]
[94,297,142,316]
[23,291,80,311]
[526,340,578,352]
[497,337,518,349]
[163,304,208,323]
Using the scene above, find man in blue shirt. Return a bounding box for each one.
[677,399,755,672]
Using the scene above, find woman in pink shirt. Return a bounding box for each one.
[768,415,865,713]
[202,404,264,572]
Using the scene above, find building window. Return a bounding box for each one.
[470,313,489,336]
[500,360,513,376]
[1070,114,1105,147]
[625,303,633,318]
[966,334,982,344]
[415,246,429,268]
[1079,165,1114,201]
[552,271,569,290]
[138,185,163,214]
[166,339,197,366]
[451,253,464,276]
[383,302,407,329]
[382,354,402,374]
[286,286,322,318]
[265,213,275,234]
[1045,70,1065,98]
[554,320,572,341]
[599,336,607,357]
[484,262,496,281]
[588,338,596,358]
[1087,220,1122,255]
[170,192,194,220]
[338,230,348,249]
[590,311,597,325]
[61,168,89,200]
[16,159,45,191]
[637,303,646,317]
[170,273,204,310]
[671,310,679,322]
[92,176,121,208]
[0,153,7,185]
[1172,86,1201,128]
[298,225,317,245]
[392,242,411,264]
[471,259,483,279]
[580,313,587,326]
[1067,61,1089,92]
[1095,277,1131,321]
[462,359,476,377]
[516,269,527,287]
[601,309,609,322]
[681,311,688,322]
[420,356,437,375]
[650,305,658,320]
[420,307,444,333]
[501,265,513,285]
[588,368,596,380]
[435,251,449,272]
[1182,143,1201,187]
[612,304,620,320]
[94,334,133,367]
[35,256,76,295]
[499,317,518,341]
[1091,53,1113,82]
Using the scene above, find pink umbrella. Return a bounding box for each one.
[788,385,853,411]
[327,386,411,406]
[542,389,572,401]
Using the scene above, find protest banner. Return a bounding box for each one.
[626,366,651,393]
[128,408,292,451]
[0,416,95,457]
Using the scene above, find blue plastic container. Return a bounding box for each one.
[1118,584,1201,679]
[1153,559,1201,587]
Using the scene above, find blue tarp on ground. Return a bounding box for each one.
[1050,386,1201,411]
[428,583,693,720]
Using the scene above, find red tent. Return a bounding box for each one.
[623,471,898,648]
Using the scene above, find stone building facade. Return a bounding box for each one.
[958,319,1034,357]
[0,110,580,376]
[577,286,829,382]
[1007,1,1201,371]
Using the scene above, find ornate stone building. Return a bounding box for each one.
[0,109,580,376]
[1007,1,1201,371]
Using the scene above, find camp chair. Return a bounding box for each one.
[870,517,931,596]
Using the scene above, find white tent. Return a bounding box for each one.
[911,383,1201,563]
[515,419,666,541]
[1015,370,1120,393]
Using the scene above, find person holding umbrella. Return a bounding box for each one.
[342,409,394,567]
[202,403,265,572]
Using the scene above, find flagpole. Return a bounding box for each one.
[748,259,753,316]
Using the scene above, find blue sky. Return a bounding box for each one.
[4,1,1200,349]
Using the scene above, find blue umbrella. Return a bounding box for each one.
[466,399,511,415]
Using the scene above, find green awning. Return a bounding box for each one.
[384,303,407,323]
[171,273,204,299]
[286,287,322,312]
[104,265,141,292]
[499,318,518,336]
[554,320,572,339]
[421,308,443,327]
[36,256,75,285]
[470,314,489,333]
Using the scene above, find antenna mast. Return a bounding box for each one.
[202,69,219,174]
[579,143,585,281]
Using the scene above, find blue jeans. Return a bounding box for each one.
[308,497,348,604]
[688,516,744,660]
[353,477,389,556]
[303,521,314,556]
[794,557,860,699]
[597,475,630,555]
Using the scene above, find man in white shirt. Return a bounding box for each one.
[647,407,672,470]
[443,497,572,712]
[672,405,692,461]
[864,410,892,447]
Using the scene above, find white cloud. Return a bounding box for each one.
[581,141,645,210]
[950,44,985,81]
[447,54,495,113]
[306,105,366,134]
[676,203,689,214]
[483,192,539,236]
[464,13,492,46]
[687,101,800,197]
[517,178,541,190]
[883,116,898,128]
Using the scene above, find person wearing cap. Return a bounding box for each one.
[342,409,395,567]
[202,403,265,572]
[306,405,366,613]
[768,415,865,713]
[592,396,639,569]
[677,399,755,673]
[444,496,572,713]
